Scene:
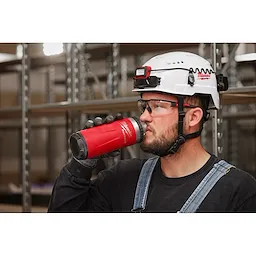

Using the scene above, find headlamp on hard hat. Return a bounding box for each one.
[133,66,161,89]
[216,74,229,91]
[135,66,151,79]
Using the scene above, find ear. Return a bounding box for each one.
[185,107,203,127]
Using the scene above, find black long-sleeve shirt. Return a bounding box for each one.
[48,155,256,212]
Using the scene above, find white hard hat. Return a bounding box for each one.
[133,51,221,109]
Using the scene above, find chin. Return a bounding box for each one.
[140,137,155,150]
[142,135,153,145]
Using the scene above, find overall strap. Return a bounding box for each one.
[178,160,234,213]
[131,156,159,212]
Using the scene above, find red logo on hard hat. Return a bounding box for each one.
[198,72,211,80]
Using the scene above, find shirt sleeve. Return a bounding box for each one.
[235,193,256,212]
[48,158,118,212]
[233,170,256,213]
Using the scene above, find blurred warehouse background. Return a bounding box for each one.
[0,43,255,212]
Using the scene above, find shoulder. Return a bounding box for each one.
[218,160,256,201]
[223,161,256,188]
[228,166,256,211]
[211,157,256,186]
[230,166,256,192]
[211,159,256,211]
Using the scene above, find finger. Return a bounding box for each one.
[115,113,123,120]
[104,115,114,124]
[94,117,103,126]
[74,158,99,169]
[99,149,120,158]
[84,120,94,129]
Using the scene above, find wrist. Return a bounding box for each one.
[65,157,97,179]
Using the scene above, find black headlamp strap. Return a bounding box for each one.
[165,96,186,155]
[184,128,203,140]
[177,96,185,136]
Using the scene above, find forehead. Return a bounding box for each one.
[141,92,177,101]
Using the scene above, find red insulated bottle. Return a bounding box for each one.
[69,117,146,160]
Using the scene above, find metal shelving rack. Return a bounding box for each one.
[20,43,31,212]
[0,43,256,212]
[211,43,224,157]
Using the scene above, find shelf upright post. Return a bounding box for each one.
[65,43,73,161]
[71,44,79,104]
[112,43,120,99]
[211,43,224,158]
[76,43,86,128]
[227,44,239,167]
[134,54,143,67]
[77,43,90,127]
[107,43,120,99]
[46,65,56,181]
[198,43,210,151]
[65,43,81,161]
[21,43,31,212]
[77,43,86,102]
[106,43,120,166]
[71,44,80,131]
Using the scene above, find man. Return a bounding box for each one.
[48,51,256,212]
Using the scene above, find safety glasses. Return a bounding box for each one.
[138,99,198,116]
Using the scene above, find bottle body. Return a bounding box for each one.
[69,117,146,160]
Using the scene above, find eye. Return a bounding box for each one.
[150,101,164,112]
[138,100,151,113]
[154,102,162,109]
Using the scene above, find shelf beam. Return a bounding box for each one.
[0,87,256,120]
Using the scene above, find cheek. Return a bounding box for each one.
[154,116,177,134]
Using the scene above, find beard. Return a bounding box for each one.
[140,123,179,157]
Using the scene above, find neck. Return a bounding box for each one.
[160,138,211,178]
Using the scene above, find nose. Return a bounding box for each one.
[140,108,152,123]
